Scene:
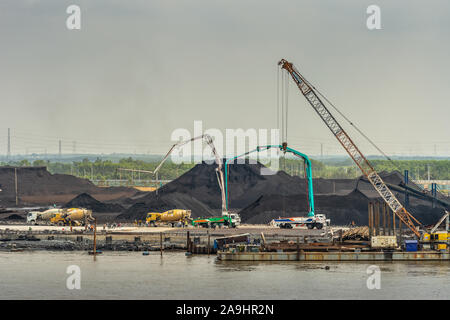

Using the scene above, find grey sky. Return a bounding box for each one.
[0,0,449,156]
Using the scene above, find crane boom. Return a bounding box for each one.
[153,134,227,213]
[278,59,421,238]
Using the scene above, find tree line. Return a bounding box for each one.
[1,158,449,181]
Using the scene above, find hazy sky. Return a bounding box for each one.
[1,0,449,156]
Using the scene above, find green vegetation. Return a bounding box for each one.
[281,159,449,180]
[1,158,449,182]
[1,158,195,182]
[370,160,449,180]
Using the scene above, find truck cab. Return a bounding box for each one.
[223,211,241,227]
[27,211,41,224]
[315,214,331,227]
[146,212,162,226]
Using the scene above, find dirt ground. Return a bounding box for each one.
[0,223,341,237]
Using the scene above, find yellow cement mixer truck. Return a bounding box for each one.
[146,209,191,227]
[27,208,93,226]
[50,208,94,226]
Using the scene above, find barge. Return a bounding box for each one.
[217,250,450,261]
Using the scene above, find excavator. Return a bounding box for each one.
[278,59,422,238]
[152,134,241,227]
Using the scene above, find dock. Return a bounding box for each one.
[218,250,450,261]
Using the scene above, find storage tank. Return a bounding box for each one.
[160,209,191,222]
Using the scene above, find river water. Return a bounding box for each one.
[0,251,449,299]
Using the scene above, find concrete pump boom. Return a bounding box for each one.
[278,58,421,238]
[153,134,227,214]
[224,145,315,217]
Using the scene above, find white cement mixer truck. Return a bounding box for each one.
[27,208,93,226]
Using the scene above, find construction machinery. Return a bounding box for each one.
[422,232,450,251]
[270,214,330,230]
[421,211,450,250]
[153,134,241,226]
[191,215,234,228]
[50,208,94,226]
[225,144,330,229]
[146,209,191,227]
[27,211,44,224]
[429,210,449,234]
[27,208,64,224]
[278,59,422,238]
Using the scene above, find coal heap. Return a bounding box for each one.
[0,166,136,206]
[239,189,371,225]
[117,160,448,225]
[119,159,306,221]
[117,192,213,221]
[239,171,448,225]
[144,159,306,209]
[63,193,124,213]
[1,213,24,220]
[0,167,97,197]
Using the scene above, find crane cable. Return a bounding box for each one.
[277,68,288,217]
[277,69,290,146]
[285,70,289,144]
[295,69,432,197]
[277,66,280,138]
[294,67,399,168]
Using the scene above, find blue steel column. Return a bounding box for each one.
[404,170,409,207]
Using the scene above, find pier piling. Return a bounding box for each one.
[160,232,163,257]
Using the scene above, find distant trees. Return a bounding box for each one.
[2,157,448,181]
[282,159,449,180]
[370,160,449,180]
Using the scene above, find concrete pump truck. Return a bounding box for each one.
[224,145,330,229]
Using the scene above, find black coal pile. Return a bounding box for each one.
[119,159,447,225]
[239,189,371,225]
[129,159,307,210]
[0,166,136,206]
[120,159,308,221]
[1,213,25,220]
[63,193,124,213]
[117,192,213,221]
[0,166,95,197]
[239,174,448,225]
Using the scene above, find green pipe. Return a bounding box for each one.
[224,145,315,217]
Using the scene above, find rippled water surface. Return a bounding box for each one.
[0,251,449,299]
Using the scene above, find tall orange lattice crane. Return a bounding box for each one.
[278,58,421,238]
